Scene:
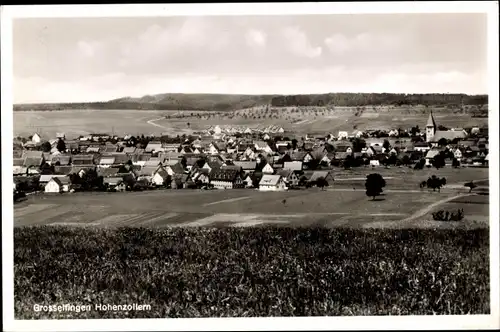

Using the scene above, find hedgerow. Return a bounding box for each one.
[14,226,489,319]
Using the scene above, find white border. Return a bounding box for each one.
[1,2,499,331]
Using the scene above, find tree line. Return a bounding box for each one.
[270,93,488,108]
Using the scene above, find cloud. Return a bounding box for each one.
[282,26,322,58]
[324,32,401,55]
[77,40,97,58]
[245,29,267,48]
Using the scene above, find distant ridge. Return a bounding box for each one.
[14,92,488,112]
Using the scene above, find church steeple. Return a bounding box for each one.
[426,111,436,128]
[426,111,437,142]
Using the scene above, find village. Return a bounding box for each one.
[12,112,489,197]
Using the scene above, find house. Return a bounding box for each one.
[233,161,257,173]
[351,130,364,138]
[361,147,374,157]
[23,154,44,169]
[261,163,274,174]
[263,133,271,141]
[99,156,116,168]
[44,176,71,193]
[425,149,441,166]
[97,167,120,178]
[290,151,313,163]
[283,161,303,171]
[388,129,399,137]
[308,171,335,185]
[321,153,335,165]
[208,143,220,155]
[454,148,463,159]
[242,173,254,188]
[254,141,273,154]
[190,169,211,185]
[414,142,431,152]
[152,169,170,186]
[103,177,124,189]
[31,133,42,144]
[276,169,299,188]
[163,143,181,152]
[337,131,349,140]
[51,154,71,166]
[165,162,185,177]
[258,174,287,191]
[209,169,243,189]
[145,141,163,153]
[369,160,380,167]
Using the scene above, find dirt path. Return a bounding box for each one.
[146,117,169,129]
[365,193,476,228]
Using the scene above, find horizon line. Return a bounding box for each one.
[13,91,489,105]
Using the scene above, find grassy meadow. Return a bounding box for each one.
[14,226,489,319]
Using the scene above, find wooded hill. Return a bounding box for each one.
[14,93,488,112]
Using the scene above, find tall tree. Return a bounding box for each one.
[365,173,386,200]
[56,138,66,152]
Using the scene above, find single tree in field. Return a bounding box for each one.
[365,173,386,200]
[427,175,447,192]
[464,181,477,193]
[56,138,66,152]
[187,122,190,128]
[316,177,329,190]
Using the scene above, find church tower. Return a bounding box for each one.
[426,111,437,142]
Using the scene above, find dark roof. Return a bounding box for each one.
[53,165,74,175]
[168,162,185,174]
[233,161,257,170]
[209,169,241,182]
[51,155,72,166]
[98,168,120,177]
[23,157,43,168]
[13,158,25,167]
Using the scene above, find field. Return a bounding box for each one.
[13,109,206,140]
[13,105,489,140]
[14,167,489,229]
[14,226,489,318]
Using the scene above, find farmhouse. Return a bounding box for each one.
[209,169,243,189]
[276,169,299,188]
[258,174,287,191]
[152,169,170,186]
[44,176,71,193]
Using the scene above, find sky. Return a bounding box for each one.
[12,13,488,103]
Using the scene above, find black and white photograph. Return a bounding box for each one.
[2,2,499,331]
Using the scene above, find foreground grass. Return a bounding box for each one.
[14,226,489,319]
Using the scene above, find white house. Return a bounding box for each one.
[208,143,219,155]
[454,148,463,159]
[263,133,271,140]
[31,133,41,144]
[261,163,274,174]
[99,156,115,168]
[277,127,285,133]
[254,141,273,153]
[152,169,170,186]
[44,176,71,193]
[244,127,253,134]
[258,174,288,191]
[388,129,399,137]
[369,160,380,167]
[213,125,222,135]
[337,131,349,140]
